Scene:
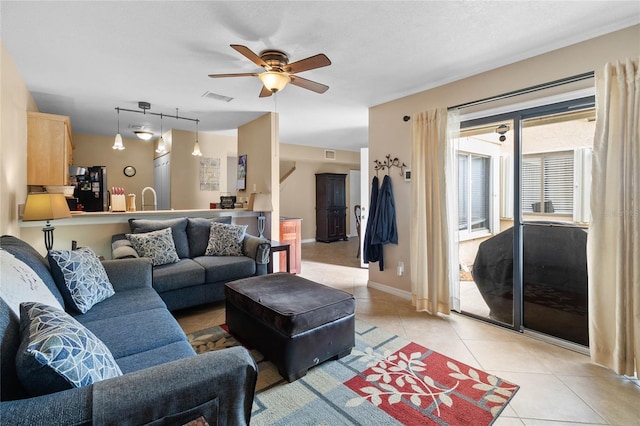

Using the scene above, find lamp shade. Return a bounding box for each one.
[112,133,125,150]
[258,72,290,93]
[251,193,273,212]
[23,193,71,221]
[192,141,203,156]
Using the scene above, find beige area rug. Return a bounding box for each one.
[187,320,519,425]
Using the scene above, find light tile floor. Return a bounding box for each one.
[175,239,640,426]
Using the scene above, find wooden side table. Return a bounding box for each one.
[268,240,290,273]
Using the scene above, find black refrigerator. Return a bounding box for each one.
[75,166,109,212]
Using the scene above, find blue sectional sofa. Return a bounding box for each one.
[0,235,257,425]
[112,216,271,311]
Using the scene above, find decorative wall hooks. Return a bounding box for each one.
[373,154,407,177]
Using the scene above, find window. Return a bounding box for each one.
[522,151,574,215]
[458,153,490,232]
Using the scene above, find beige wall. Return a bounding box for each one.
[1,42,39,235]
[279,143,360,240]
[168,129,237,210]
[73,133,155,211]
[238,113,279,240]
[369,25,640,294]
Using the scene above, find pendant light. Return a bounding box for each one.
[192,119,202,156]
[155,113,167,154]
[112,107,125,150]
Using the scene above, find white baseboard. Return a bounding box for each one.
[367,280,412,300]
[301,238,316,244]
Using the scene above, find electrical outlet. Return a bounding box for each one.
[397,261,404,276]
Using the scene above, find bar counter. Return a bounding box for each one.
[19,208,260,259]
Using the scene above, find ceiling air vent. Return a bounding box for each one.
[324,149,336,160]
[202,91,233,103]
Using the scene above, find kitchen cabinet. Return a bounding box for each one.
[315,173,347,242]
[27,112,74,186]
[279,217,302,274]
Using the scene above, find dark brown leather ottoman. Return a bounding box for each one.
[225,272,355,382]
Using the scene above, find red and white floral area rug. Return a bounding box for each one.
[188,320,519,425]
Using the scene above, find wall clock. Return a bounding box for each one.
[123,166,136,177]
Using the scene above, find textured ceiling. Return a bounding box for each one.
[2,1,638,151]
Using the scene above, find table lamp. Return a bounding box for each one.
[22,193,71,251]
[251,193,273,239]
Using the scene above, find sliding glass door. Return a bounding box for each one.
[456,97,594,346]
[456,119,514,328]
[519,108,593,346]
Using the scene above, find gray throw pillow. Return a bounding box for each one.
[47,247,115,314]
[16,302,122,396]
[126,227,180,266]
[205,222,247,256]
[129,217,189,258]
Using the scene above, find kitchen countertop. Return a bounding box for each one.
[20,208,257,227]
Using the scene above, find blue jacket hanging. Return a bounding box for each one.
[371,174,398,246]
[363,176,382,268]
[364,174,398,271]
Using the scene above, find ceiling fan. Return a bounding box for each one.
[208,44,331,97]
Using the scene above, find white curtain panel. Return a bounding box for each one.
[410,107,456,314]
[588,58,639,376]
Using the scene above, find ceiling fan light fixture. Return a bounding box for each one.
[134,130,154,140]
[259,71,290,93]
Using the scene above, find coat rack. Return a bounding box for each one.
[373,154,407,177]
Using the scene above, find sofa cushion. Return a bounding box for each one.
[79,307,189,360]
[47,248,115,314]
[151,259,206,293]
[193,256,256,284]
[72,287,166,324]
[187,217,232,257]
[0,235,65,308]
[205,223,247,256]
[129,217,189,259]
[16,302,122,396]
[115,340,196,374]
[1,249,63,316]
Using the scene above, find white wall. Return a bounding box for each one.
[1,43,38,235]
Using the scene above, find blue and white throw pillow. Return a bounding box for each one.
[126,227,180,266]
[205,222,247,256]
[16,302,122,396]
[48,247,115,314]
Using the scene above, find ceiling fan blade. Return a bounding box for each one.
[285,54,331,74]
[289,75,329,94]
[231,44,268,68]
[208,72,259,78]
[259,85,273,98]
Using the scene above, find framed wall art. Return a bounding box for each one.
[237,154,247,191]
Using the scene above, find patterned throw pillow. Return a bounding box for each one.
[205,222,247,256]
[48,247,115,314]
[126,227,180,266]
[16,302,122,396]
[0,249,63,316]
